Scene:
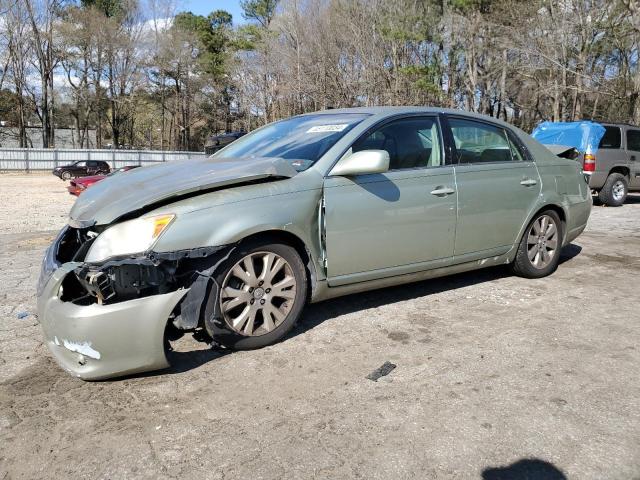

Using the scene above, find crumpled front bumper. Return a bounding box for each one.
[37,263,188,380]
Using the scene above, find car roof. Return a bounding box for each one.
[599,122,640,129]
[303,106,523,132]
[310,106,461,115]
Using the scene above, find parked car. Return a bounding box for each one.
[587,123,640,206]
[204,130,246,155]
[37,107,592,379]
[52,160,111,181]
[67,166,140,196]
[533,120,640,206]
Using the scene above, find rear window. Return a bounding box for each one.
[449,118,516,163]
[627,130,640,152]
[599,126,621,149]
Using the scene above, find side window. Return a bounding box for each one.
[76,161,87,167]
[449,118,515,163]
[352,117,442,170]
[627,129,640,152]
[507,134,526,161]
[599,126,621,149]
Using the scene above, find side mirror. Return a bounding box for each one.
[329,150,390,177]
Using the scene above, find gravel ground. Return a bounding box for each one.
[1,175,639,479]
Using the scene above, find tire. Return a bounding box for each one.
[598,173,628,207]
[511,210,563,279]
[204,241,308,350]
[61,171,72,181]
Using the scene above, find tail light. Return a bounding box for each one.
[583,153,596,173]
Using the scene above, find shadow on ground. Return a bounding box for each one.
[8,244,582,382]
[482,458,567,479]
[11,243,582,382]
[624,194,640,204]
[163,243,583,376]
[593,193,640,206]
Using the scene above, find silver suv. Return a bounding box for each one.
[589,123,640,206]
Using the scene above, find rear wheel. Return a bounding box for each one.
[511,210,563,279]
[598,173,628,207]
[205,241,307,350]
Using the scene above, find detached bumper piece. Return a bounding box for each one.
[38,263,188,380]
[37,225,233,380]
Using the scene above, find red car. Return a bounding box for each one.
[67,166,139,196]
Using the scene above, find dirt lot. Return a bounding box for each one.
[1,174,639,479]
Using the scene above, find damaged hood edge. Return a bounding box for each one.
[69,157,298,227]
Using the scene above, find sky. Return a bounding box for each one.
[180,0,246,24]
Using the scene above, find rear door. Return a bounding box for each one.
[625,128,640,188]
[323,115,457,286]
[445,116,541,259]
[596,126,627,187]
[86,161,99,175]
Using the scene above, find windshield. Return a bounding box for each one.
[214,113,369,170]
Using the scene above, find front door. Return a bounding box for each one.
[446,116,541,259]
[323,116,457,286]
[73,161,87,175]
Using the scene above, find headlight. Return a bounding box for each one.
[85,214,175,263]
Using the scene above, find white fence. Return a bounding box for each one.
[0,148,206,171]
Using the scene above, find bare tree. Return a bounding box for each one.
[24,0,61,147]
[2,0,33,147]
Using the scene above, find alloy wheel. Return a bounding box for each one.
[612,180,626,202]
[220,251,297,336]
[526,215,559,269]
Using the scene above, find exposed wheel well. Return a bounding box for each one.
[529,204,566,243]
[166,229,316,338]
[609,166,630,178]
[238,230,316,300]
[537,204,565,224]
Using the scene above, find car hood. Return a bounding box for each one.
[69,156,298,226]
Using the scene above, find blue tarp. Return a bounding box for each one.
[531,121,606,154]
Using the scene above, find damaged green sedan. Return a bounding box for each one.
[37,107,592,379]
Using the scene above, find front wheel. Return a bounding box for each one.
[61,171,72,181]
[205,242,307,350]
[511,210,563,279]
[598,173,628,207]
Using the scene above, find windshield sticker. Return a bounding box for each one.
[307,124,349,133]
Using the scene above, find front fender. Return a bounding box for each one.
[153,188,325,277]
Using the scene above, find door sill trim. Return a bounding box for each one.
[313,253,513,303]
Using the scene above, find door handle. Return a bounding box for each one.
[430,186,455,196]
[520,178,537,186]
